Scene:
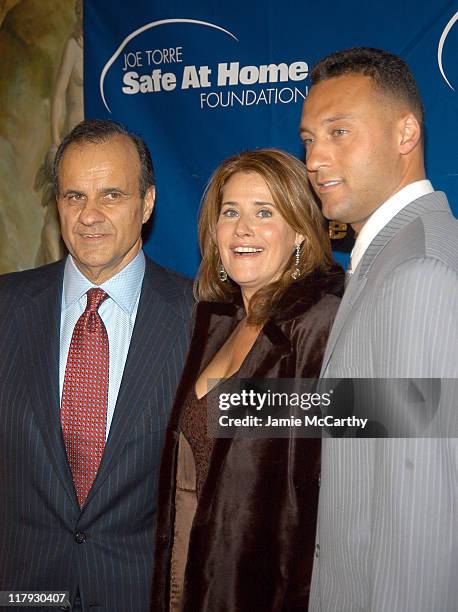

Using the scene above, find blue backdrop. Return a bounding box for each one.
[84,1,458,277]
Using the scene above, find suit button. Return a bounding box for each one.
[318,474,321,487]
[75,531,86,543]
[315,543,320,558]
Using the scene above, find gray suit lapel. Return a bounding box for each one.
[321,192,450,376]
[357,192,450,277]
[320,273,368,375]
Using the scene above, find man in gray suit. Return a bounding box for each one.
[300,48,458,611]
[0,120,193,610]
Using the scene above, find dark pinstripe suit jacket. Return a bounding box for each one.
[0,255,193,612]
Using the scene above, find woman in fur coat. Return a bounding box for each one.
[151,149,344,611]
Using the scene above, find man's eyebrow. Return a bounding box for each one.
[99,187,127,194]
[322,113,355,124]
[62,189,85,197]
[300,113,356,136]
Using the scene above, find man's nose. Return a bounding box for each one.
[305,140,332,174]
[78,199,105,225]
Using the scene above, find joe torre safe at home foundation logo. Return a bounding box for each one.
[438,11,458,91]
[99,18,311,112]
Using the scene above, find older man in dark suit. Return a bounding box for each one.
[0,120,193,611]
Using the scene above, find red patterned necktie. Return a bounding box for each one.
[61,288,109,507]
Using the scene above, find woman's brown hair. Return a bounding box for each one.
[196,148,333,324]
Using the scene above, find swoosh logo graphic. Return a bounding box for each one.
[438,11,458,91]
[100,18,239,112]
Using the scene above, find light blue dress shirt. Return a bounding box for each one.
[59,251,146,440]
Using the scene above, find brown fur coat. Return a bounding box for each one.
[151,267,344,611]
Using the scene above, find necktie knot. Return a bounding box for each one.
[86,288,108,312]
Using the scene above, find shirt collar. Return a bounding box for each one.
[62,250,146,316]
[351,179,434,272]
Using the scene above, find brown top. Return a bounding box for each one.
[180,388,216,497]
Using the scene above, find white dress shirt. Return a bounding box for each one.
[350,180,434,273]
[59,251,145,440]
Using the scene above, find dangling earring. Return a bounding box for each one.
[291,243,301,279]
[219,263,228,282]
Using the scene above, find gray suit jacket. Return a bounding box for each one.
[309,192,458,611]
[0,256,193,611]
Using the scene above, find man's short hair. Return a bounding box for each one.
[53,119,155,197]
[311,47,424,127]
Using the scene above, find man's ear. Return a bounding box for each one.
[142,186,155,223]
[398,112,422,155]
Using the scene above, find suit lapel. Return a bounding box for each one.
[16,262,77,505]
[321,192,451,375]
[85,262,185,503]
[320,273,368,375]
